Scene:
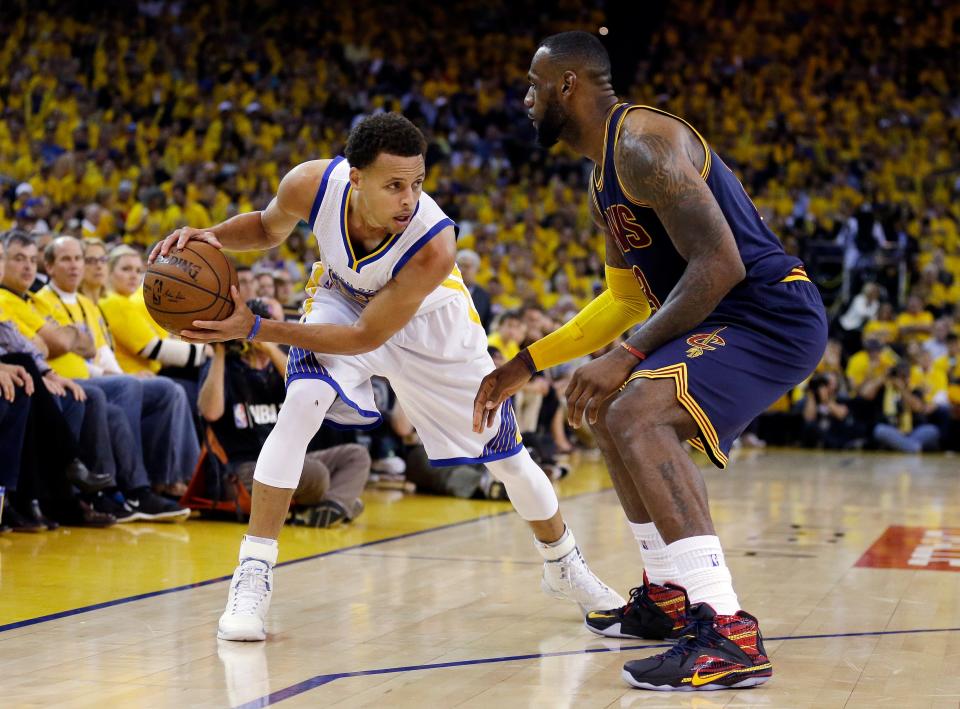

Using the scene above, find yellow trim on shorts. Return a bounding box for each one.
[780,267,811,283]
[624,362,728,469]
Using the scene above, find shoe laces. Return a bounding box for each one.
[230,561,271,615]
[555,550,612,595]
[622,585,647,614]
[661,616,722,661]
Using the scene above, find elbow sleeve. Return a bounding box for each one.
[141,337,208,367]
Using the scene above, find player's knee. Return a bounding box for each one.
[603,381,673,440]
[590,398,617,439]
[276,380,335,437]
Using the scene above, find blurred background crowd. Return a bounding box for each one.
[0,0,957,532]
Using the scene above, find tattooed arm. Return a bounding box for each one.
[614,113,745,356]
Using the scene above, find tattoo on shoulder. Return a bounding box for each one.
[616,129,702,210]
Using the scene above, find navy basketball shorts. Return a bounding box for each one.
[624,278,827,468]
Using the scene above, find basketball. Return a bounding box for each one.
[142,241,238,335]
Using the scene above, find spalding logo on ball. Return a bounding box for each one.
[143,241,238,335]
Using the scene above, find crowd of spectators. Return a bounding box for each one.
[1,0,957,531]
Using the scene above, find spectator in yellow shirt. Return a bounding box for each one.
[861,301,899,347]
[36,236,196,512]
[80,239,110,304]
[896,294,934,345]
[0,231,96,374]
[98,245,209,408]
[846,337,898,394]
[487,310,525,361]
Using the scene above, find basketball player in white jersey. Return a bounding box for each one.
[151,113,623,641]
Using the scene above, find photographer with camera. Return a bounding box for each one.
[872,360,941,453]
[197,299,370,527]
[801,371,859,449]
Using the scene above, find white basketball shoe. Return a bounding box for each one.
[537,529,625,614]
[217,537,278,641]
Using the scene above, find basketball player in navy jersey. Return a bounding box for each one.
[475,32,827,691]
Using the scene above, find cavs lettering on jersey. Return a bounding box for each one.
[592,103,808,325]
[302,156,472,318]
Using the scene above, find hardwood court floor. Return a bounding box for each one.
[2,448,959,708]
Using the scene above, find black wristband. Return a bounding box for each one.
[518,348,539,376]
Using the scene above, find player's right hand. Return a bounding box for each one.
[149,227,223,264]
[473,357,532,432]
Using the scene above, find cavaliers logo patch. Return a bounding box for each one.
[685,327,727,358]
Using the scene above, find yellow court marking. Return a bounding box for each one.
[0,456,614,626]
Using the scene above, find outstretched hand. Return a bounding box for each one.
[472,356,533,432]
[564,347,638,428]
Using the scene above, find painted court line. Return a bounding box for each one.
[341,551,543,565]
[1,488,613,634]
[0,509,515,634]
[234,625,960,709]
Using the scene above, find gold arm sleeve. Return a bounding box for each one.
[526,265,651,371]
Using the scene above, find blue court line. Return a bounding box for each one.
[0,487,615,634]
[0,509,517,634]
[342,551,543,565]
[235,625,960,709]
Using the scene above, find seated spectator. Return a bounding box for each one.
[838,282,882,353]
[908,344,952,441]
[98,245,209,406]
[456,248,492,331]
[37,236,197,512]
[896,294,934,346]
[255,271,276,299]
[873,362,940,453]
[272,270,301,321]
[0,359,36,531]
[801,372,860,449]
[0,238,115,528]
[197,300,369,527]
[924,318,952,360]
[862,302,899,349]
[487,310,525,361]
[236,265,257,302]
[4,232,190,519]
[79,238,109,303]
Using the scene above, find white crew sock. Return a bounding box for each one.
[629,521,680,585]
[534,526,577,561]
[667,535,740,615]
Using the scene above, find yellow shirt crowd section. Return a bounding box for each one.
[0,1,955,324]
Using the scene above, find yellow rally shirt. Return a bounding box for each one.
[99,289,167,374]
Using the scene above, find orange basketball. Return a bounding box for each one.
[143,241,238,335]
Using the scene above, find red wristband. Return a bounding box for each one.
[620,342,646,361]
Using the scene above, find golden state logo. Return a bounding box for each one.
[685,327,727,358]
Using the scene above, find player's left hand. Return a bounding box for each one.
[565,347,637,428]
[181,286,257,343]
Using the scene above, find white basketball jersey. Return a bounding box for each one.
[303,156,469,317]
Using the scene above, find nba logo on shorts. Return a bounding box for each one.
[710,553,720,567]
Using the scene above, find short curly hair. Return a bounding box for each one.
[344,113,427,169]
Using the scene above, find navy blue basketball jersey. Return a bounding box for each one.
[592,103,806,323]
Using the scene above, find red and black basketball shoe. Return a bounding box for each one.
[622,603,773,691]
[584,573,689,640]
